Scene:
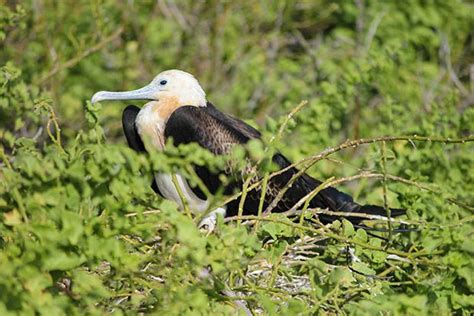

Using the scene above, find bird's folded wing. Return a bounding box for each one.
[163,105,348,214]
[122,105,146,152]
[164,103,260,152]
[164,104,258,197]
[163,104,405,222]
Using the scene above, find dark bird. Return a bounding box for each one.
[91,70,404,230]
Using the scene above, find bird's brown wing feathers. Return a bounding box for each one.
[164,105,405,223]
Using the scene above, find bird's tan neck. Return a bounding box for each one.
[135,97,191,151]
[152,95,182,120]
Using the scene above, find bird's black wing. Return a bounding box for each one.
[164,104,405,223]
[164,104,255,198]
[122,105,162,195]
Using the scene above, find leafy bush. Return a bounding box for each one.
[1,1,472,314]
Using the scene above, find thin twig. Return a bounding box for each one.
[381,141,393,242]
[264,100,308,152]
[171,174,192,219]
[237,176,252,225]
[289,208,414,225]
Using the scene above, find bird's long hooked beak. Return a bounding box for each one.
[91,83,156,104]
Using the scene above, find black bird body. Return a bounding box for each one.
[92,69,404,228]
[122,103,404,224]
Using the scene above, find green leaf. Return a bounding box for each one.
[261,221,293,239]
[61,211,83,245]
[342,219,355,237]
[329,267,354,285]
[3,209,22,226]
[351,262,376,276]
[42,250,86,271]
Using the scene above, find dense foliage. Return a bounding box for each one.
[1,1,473,314]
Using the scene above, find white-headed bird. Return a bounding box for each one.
[91,70,404,230]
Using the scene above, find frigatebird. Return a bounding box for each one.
[91,70,404,230]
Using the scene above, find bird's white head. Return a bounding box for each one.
[91,69,207,107]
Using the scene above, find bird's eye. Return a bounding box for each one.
[159,80,167,86]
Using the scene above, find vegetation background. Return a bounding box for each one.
[1,0,473,314]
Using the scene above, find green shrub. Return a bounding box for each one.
[1,1,472,314]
